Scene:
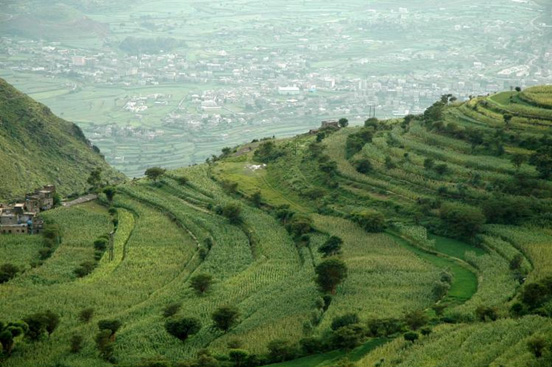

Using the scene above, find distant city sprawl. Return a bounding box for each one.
[0,0,550,176]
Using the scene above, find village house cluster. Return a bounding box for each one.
[0,185,56,235]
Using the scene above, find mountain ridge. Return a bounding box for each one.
[0,78,124,201]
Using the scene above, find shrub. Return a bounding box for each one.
[300,337,323,354]
[286,215,313,237]
[331,313,360,331]
[404,331,419,343]
[350,209,385,232]
[222,203,242,224]
[94,238,108,252]
[267,339,297,363]
[331,324,366,350]
[74,261,96,278]
[527,335,548,358]
[366,318,404,337]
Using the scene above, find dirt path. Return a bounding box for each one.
[62,194,98,207]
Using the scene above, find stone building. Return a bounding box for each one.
[0,185,55,235]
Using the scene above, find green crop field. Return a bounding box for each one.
[2,87,552,367]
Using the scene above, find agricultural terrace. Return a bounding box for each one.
[2,87,552,367]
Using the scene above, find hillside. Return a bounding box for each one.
[1,86,552,367]
[0,78,124,200]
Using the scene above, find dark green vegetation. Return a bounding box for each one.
[0,78,123,201]
[2,86,552,367]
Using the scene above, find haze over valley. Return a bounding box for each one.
[1,0,550,176]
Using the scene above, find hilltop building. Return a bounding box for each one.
[0,185,56,235]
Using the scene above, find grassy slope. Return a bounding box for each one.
[0,78,123,201]
[2,86,552,367]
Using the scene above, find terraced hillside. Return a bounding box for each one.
[0,78,123,201]
[1,86,552,367]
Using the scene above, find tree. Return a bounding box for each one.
[103,186,116,203]
[345,128,373,158]
[315,258,348,294]
[286,215,312,237]
[254,141,284,163]
[338,118,349,128]
[404,310,428,330]
[354,159,372,174]
[300,337,323,354]
[475,305,498,322]
[511,153,527,171]
[319,236,343,257]
[515,86,522,92]
[250,191,262,207]
[350,209,385,232]
[190,273,213,295]
[222,203,242,224]
[212,306,240,332]
[267,339,297,362]
[87,168,103,190]
[23,311,58,341]
[165,317,201,342]
[0,263,19,283]
[228,349,249,367]
[385,156,396,170]
[98,319,122,338]
[177,176,189,185]
[145,167,166,182]
[364,117,379,129]
[423,100,445,122]
[440,202,486,239]
[0,321,27,356]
